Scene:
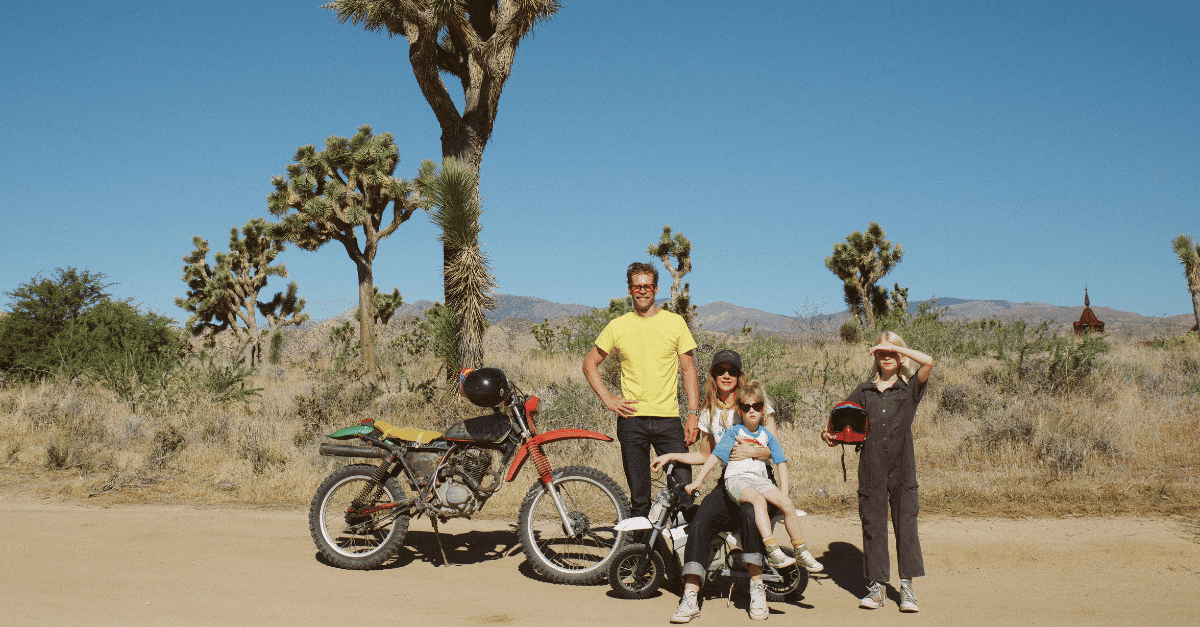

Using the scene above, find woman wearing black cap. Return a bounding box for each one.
[652,350,822,622]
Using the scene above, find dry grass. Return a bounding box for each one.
[1,330,1198,520]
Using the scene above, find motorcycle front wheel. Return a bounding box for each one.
[517,465,630,585]
[309,464,411,570]
[607,543,667,599]
[762,547,807,602]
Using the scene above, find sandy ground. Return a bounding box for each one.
[2,496,1198,627]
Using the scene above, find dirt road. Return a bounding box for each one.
[2,497,1197,626]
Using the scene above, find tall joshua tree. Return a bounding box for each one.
[176,217,309,366]
[417,157,496,372]
[648,225,697,328]
[324,0,558,306]
[268,126,427,373]
[1172,233,1200,333]
[825,222,905,328]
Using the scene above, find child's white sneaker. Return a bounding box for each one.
[796,549,823,573]
[766,546,796,567]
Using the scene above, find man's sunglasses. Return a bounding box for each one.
[738,401,765,413]
[712,366,740,377]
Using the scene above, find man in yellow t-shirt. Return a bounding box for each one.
[583,262,699,517]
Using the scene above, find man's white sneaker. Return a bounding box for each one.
[765,546,796,568]
[796,549,823,573]
[899,580,919,613]
[748,580,769,620]
[671,591,701,624]
[859,581,887,609]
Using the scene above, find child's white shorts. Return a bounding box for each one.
[725,474,778,502]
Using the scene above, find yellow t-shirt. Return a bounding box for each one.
[594,310,697,417]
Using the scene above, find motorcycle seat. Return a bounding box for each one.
[373,420,442,444]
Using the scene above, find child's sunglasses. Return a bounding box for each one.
[737,401,765,413]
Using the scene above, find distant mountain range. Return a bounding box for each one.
[311,293,1194,337]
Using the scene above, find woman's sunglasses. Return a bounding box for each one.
[737,401,765,413]
[712,366,740,377]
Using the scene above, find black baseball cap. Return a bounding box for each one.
[710,350,743,372]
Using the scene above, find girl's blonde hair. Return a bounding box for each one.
[735,379,769,408]
[872,331,917,381]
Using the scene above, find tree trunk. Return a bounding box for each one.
[856,284,875,328]
[357,263,376,374]
[1189,280,1200,335]
[442,131,487,370]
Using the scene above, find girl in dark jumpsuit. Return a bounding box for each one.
[823,331,933,613]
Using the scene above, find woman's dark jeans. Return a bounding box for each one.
[681,486,773,578]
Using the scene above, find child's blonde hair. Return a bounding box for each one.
[736,379,769,407]
[872,331,917,381]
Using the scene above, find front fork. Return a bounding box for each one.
[527,439,578,537]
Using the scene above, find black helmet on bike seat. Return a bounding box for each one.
[459,367,512,407]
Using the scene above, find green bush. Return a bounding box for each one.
[0,268,184,392]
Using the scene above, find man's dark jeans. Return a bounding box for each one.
[616,416,690,517]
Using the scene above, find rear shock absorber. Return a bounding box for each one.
[351,461,395,507]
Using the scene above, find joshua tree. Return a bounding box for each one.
[372,286,405,328]
[648,225,697,328]
[825,222,904,328]
[1172,233,1200,333]
[324,0,558,305]
[176,218,309,366]
[268,126,427,374]
[417,157,496,372]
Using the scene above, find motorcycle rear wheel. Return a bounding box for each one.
[517,465,630,585]
[607,543,667,599]
[309,464,411,570]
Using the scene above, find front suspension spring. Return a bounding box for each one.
[527,442,554,484]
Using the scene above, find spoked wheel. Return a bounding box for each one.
[607,543,667,599]
[762,547,807,602]
[517,465,630,585]
[308,464,411,570]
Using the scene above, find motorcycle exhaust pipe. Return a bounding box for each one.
[318,443,388,459]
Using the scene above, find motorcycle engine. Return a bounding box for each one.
[433,447,496,517]
[434,478,479,517]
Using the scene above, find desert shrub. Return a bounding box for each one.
[839,320,860,344]
[292,372,385,445]
[0,268,184,387]
[530,297,633,356]
[938,383,977,417]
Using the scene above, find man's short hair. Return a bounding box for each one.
[627,262,659,287]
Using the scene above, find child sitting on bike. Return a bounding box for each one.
[684,380,821,571]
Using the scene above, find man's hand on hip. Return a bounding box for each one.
[605,396,639,417]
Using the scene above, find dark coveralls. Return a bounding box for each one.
[846,375,927,584]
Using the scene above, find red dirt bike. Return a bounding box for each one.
[309,367,630,585]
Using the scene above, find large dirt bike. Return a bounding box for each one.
[309,367,629,585]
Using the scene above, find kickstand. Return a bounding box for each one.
[726,582,735,607]
[430,517,450,566]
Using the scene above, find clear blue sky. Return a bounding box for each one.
[3,1,1197,322]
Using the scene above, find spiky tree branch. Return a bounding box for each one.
[268,125,426,374]
[825,222,904,328]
